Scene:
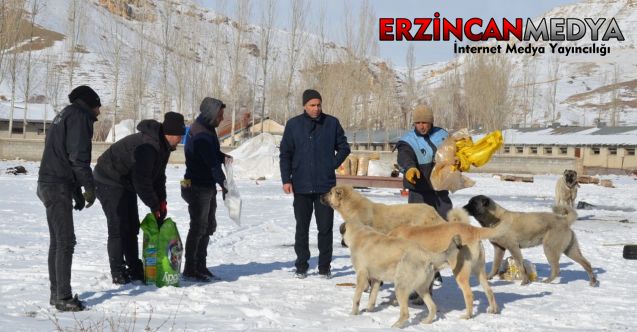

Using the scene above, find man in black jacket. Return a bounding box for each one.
[279,89,350,279]
[94,112,185,284]
[37,85,101,311]
[181,97,231,282]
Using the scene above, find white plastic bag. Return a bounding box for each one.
[223,161,242,225]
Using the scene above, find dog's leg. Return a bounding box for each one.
[508,246,531,285]
[476,248,499,314]
[489,244,505,280]
[455,264,474,319]
[351,272,368,315]
[392,286,410,328]
[542,241,562,284]
[416,286,437,324]
[563,235,599,287]
[366,280,382,312]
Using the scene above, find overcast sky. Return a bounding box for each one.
[199,0,578,67]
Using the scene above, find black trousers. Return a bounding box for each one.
[95,181,143,277]
[408,190,453,220]
[181,185,217,269]
[293,193,334,272]
[37,182,76,301]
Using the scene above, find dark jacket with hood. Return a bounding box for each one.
[93,120,173,212]
[279,112,350,194]
[38,100,97,192]
[396,127,448,192]
[184,98,226,188]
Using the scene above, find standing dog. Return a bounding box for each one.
[321,185,448,235]
[343,219,461,328]
[464,195,598,286]
[555,169,579,207]
[387,210,506,319]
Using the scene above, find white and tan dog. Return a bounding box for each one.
[387,209,506,319]
[343,219,461,328]
[321,184,447,234]
[555,169,579,207]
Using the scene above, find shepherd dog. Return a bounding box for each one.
[555,169,579,207]
[464,195,598,286]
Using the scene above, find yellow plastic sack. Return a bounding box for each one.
[498,256,538,282]
[455,130,503,172]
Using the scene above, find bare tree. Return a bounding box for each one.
[158,1,176,116]
[258,0,277,134]
[227,0,252,145]
[547,54,560,124]
[18,0,42,138]
[43,51,65,136]
[4,0,25,137]
[0,0,27,88]
[65,0,86,88]
[283,0,308,123]
[610,64,620,126]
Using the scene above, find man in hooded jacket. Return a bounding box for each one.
[181,97,231,282]
[93,112,185,284]
[38,85,101,311]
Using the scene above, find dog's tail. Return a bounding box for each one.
[553,205,578,226]
[447,208,470,224]
[475,220,511,240]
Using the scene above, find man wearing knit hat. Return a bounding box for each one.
[396,104,451,286]
[37,85,101,311]
[181,97,232,282]
[93,112,185,284]
[279,89,351,279]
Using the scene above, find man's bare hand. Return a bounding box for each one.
[282,183,294,194]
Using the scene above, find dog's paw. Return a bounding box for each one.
[488,306,499,314]
[350,309,359,315]
[589,278,600,287]
[460,313,472,320]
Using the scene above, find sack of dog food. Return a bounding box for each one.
[223,161,242,225]
[140,213,183,287]
[431,129,475,192]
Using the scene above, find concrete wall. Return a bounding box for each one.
[501,144,637,170]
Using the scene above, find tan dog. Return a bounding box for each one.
[464,195,598,287]
[387,209,505,319]
[555,169,579,207]
[343,219,461,328]
[321,184,447,234]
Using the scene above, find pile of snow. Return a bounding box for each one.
[227,133,281,180]
[105,119,135,142]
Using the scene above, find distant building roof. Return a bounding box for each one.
[345,129,404,144]
[0,102,57,122]
[490,127,637,146]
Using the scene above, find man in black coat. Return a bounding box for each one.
[279,89,350,279]
[37,85,101,311]
[94,112,185,284]
[181,97,231,282]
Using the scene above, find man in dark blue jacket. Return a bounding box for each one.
[279,89,350,279]
[181,97,230,282]
[37,85,101,311]
[94,112,185,284]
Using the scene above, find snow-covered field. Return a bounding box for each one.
[0,161,635,331]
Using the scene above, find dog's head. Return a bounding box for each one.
[320,185,354,210]
[339,222,348,247]
[463,195,500,227]
[563,169,578,187]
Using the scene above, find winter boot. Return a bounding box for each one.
[183,261,210,282]
[55,294,85,312]
[127,264,145,282]
[197,258,214,279]
[112,270,131,285]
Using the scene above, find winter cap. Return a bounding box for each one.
[68,85,101,108]
[200,97,226,125]
[162,112,186,135]
[302,89,322,106]
[412,104,434,123]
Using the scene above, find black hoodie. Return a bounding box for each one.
[38,100,97,191]
[94,119,172,211]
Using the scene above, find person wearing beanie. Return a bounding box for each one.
[93,112,185,285]
[181,97,232,282]
[37,85,101,311]
[396,104,451,285]
[279,89,350,279]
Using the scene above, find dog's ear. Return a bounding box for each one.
[564,169,569,175]
[339,222,346,235]
[335,187,344,197]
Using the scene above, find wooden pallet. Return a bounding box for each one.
[336,175,403,188]
[496,174,534,183]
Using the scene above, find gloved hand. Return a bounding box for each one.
[73,187,85,211]
[405,167,421,185]
[83,190,95,208]
[221,186,228,201]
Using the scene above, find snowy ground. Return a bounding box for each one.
[0,161,636,331]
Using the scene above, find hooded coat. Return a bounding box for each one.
[93,120,172,212]
[38,100,97,191]
[184,98,226,188]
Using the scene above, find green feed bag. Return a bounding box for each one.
[140,213,183,287]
